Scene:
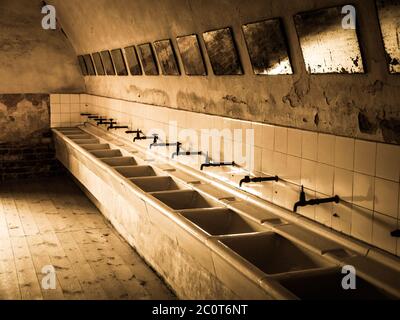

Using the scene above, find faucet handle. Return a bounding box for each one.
[299,185,306,202]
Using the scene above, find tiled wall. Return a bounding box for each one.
[50,94,83,128]
[51,94,400,257]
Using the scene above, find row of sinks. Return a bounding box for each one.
[57,128,395,300]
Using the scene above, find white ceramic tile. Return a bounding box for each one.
[60,94,70,104]
[298,188,316,219]
[272,152,287,177]
[374,178,399,218]
[353,173,375,211]
[60,113,71,125]
[70,94,80,104]
[261,183,274,202]
[261,149,274,175]
[253,146,262,173]
[252,123,264,148]
[71,113,81,123]
[70,104,80,113]
[354,140,377,176]
[287,128,302,157]
[335,136,355,170]
[351,205,373,244]
[332,202,352,235]
[50,94,60,104]
[274,127,288,154]
[315,192,333,227]
[273,181,299,212]
[333,168,353,205]
[60,104,71,114]
[376,143,400,182]
[50,113,60,126]
[318,133,335,166]
[301,159,317,190]
[79,94,87,104]
[80,103,89,113]
[50,103,61,115]
[262,125,275,150]
[372,212,397,254]
[285,155,301,185]
[316,163,334,196]
[302,131,318,161]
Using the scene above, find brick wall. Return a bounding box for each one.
[0,131,65,181]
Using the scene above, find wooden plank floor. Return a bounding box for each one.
[0,176,176,300]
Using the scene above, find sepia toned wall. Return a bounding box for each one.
[0,0,85,94]
[0,94,64,181]
[50,0,400,144]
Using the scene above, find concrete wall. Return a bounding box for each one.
[50,0,399,144]
[0,0,85,93]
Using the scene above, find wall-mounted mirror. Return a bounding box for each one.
[83,54,96,76]
[138,43,159,76]
[176,34,207,76]
[376,0,400,73]
[242,18,293,75]
[100,50,116,76]
[294,6,365,74]
[111,49,129,76]
[124,46,142,75]
[78,56,88,76]
[92,52,105,76]
[153,39,180,76]
[202,27,243,75]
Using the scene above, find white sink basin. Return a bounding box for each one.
[151,190,223,210]
[67,134,93,139]
[101,157,138,166]
[277,269,394,300]
[180,208,267,236]
[218,232,332,275]
[81,144,110,151]
[130,176,186,192]
[72,138,99,145]
[90,149,122,158]
[115,165,157,178]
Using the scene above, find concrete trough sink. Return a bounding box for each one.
[70,138,99,145]
[90,149,122,158]
[218,232,332,276]
[101,157,138,167]
[277,269,394,300]
[179,208,267,236]
[115,165,157,178]
[151,190,223,210]
[66,134,93,140]
[81,144,110,151]
[130,176,186,193]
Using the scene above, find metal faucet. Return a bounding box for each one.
[97,118,115,126]
[171,142,203,159]
[293,186,340,213]
[107,123,129,131]
[149,135,179,149]
[239,175,279,187]
[200,161,236,171]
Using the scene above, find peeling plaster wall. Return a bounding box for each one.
[0,94,64,180]
[50,0,400,144]
[0,0,85,93]
[0,94,49,143]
